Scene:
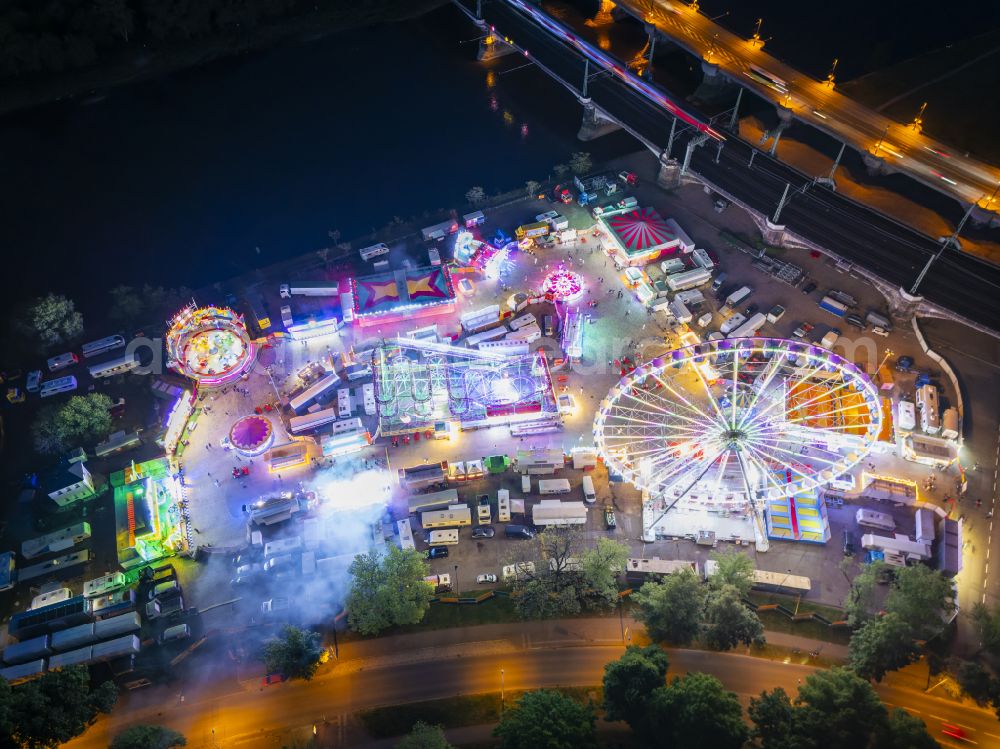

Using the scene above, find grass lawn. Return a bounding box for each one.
[357,686,602,739]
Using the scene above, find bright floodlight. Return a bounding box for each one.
[593,337,882,513]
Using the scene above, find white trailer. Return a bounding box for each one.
[531,499,587,526]
[861,533,931,563]
[724,286,752,310]
[720,313,747,335]
[421,505,472,528]
[691,248,714,269]
[941,407,959,440]
[666,268,711,292]
[897,400,916,432]
[855,508,896,532]
[727,312,766,339]
[427,529,460,546]
[537,479,572,495]
[497,489,511,522]
[668,299,692,324]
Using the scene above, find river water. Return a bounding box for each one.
[2,1,995,320]
[0,5,636,319]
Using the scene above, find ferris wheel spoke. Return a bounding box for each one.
[647,373,719,424]
[735,349,793,430]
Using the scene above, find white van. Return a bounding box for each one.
[521,475,531,493]
[264,537,302,558]
[581,475,596,503]
[159,624,190,643]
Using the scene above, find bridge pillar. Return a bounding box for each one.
[611,5,632,22]
[578,98,622,141]
[968,203,1000,229]
[692,61,734,104]
[888,288,924,326]
[656,152,681,190]
[861,153,897,177]
[477,27,516,61]
[761,219,786,246]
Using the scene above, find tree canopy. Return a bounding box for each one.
[579,537,628,609]
[347,546,432,635]
[848,613,918,682]
[633,568,706,645]
[31,393,115,455]
[262,626,324,681]
[568,152,593,175]
[110,725,186,749]
[972,601,1000,656]
[601,645,669,726]
[16,294,83,353]
[749,668,938,749]
[0,666,118,748]
[493,690,597,749]
[643,673,748,749]
[702,583,764,651]
[395,721,453,749]
[708,550,755,597]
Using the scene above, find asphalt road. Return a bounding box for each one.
[616,0,1000,206]
[67,626,1000,749]
[470,0,1000,331]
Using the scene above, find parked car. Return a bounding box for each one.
[845,313,865,330]
[427,546,449,559]
[477,573,498,584]
[604,509,617,529]
[792,322,814,339]
[557,393,575,415]
[801,281,817,295]
[25,370,41,393]
[472,527,496,539]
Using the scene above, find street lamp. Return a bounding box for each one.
[500,668,506,713]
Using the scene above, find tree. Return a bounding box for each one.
[644,673,748,749]
[347,546,432,635]
[395,721,453,749]
[843,560,885,628]
[633,569,705,645]
[31,393,114,455]
[748,687,797,749]
[0,666,117,748]
[568,152,592,175]
[465,186,486,205]
[493,690,597,749]
[794,668,887,749]
[954,660,998,706]
[885,564,954,639]
[553,163,570,179]
[580,538,628,609]
[110,725,186,749]
[848,613,917,682]
[972,601,1000,656]
[708,550,755,596]
[525,180,541,198]
[262,626,323,681]
[702,584,764,651]
[874,708,940,749]
[602,645,668,727]
[510,528,585,618]
[108,285,146,323]
[16,294,83,352]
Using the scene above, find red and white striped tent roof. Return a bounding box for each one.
[604,207,679,257]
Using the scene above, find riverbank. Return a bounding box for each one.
[0,0,446,118]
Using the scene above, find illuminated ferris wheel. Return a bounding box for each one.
[593,338,883,513]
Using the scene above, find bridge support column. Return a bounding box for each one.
[861,153,897,177]
[761,219,786,246]
[657,152,681,190]
[578,98,622,141]
[767,105,793,155]
[692,61,733,104]
[888,288,924,326]
[477,27,516,61]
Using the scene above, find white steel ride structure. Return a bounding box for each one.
[593,337,882,550]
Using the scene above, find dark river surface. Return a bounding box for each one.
[1,1,996,320]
